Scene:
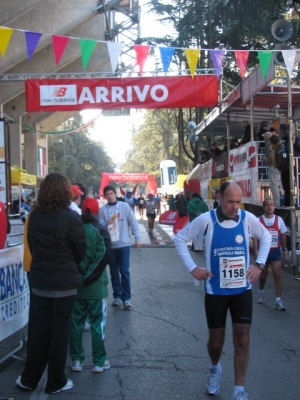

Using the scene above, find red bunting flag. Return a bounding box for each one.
[234,50,249,79]
[133,45,150,75]
[52,35,70,65]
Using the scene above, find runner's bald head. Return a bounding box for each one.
[220,181,242,198]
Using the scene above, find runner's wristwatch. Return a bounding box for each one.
[255,262,265,270]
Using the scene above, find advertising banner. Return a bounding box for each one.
[0,245,29,342]
[159,210,180,225]
[173,216,190,234]
[228,141,258,176]
[25,76,218,112]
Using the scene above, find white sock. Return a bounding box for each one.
[259,289,264,294]
[276,297,281,302]
[210,361,221,371]
[234,385,244,395]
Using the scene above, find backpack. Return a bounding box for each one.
[275,143,289,172]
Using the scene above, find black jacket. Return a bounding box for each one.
[28,207,87,291]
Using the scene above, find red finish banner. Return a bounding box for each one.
[25,76,218,112]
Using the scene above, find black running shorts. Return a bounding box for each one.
[146,212,156,219]
[205,290,252,329]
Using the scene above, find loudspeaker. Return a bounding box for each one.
[273,44,291,66]
[271,19,293,41]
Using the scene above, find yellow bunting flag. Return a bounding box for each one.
[0,27,14,57]
[185,49,200,78]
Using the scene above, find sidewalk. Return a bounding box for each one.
[1,221,299,400]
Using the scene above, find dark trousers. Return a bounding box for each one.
[21,293,75,393]
[281,169,290,206]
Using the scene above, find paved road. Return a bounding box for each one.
[1,220,299,400]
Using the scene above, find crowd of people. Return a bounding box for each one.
[0,153,292,399]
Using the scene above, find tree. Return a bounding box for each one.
[48,115,115,194]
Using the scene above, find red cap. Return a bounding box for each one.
[81,198,99,214]
[72,185,84,196]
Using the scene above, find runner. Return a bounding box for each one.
[145,193,157,238]
[137,193,146,219]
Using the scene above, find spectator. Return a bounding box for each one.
[69,197,111,374]
[177,192,188,218]
[257,120,269,143]
[270,134,290,207]
[262,132,280,207]
[241,120,251,144]
[16,172,87,394]
[187,193,209,252]
[210,142,222,158]
[100,185,141,310]
[0,201,10,249]
[168,194,175,210]
[212,189,221,209]
[70,185,84,214]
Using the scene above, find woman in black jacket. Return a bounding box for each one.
[16,172,87,394]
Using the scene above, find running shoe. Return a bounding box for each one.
[257,292,264,304]
[16,376,33,390]
[71,360,83,372]
[231,391,249,399]
[112,298,122,307]
[274,299,286,311]
[205,365,222,395]
[92,360,110,373]
[123,300,132,310]
[47,379,73,393]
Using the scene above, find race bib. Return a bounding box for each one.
[219,256,247,289]
[107,214,119,242]
[270,230,278,247]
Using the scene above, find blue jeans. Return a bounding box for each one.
[109,246,131,301]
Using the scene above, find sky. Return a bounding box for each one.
[81,1,175,168]
[81,110,144,168]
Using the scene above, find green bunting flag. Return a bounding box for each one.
[258,51,273,79]
[79,39,97,70]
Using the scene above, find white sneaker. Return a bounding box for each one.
[257,292,264,304]
[274,299,286,311]
[49,379,73,393]
[123,300,132,310]
[205,365,222,395]
[112,298,122,307]
[231,391,249,399]
[71,360,83,372]
[16,376,33,390]
[92,360,110,373]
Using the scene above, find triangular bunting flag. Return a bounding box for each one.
[24,31,42,60]
[79,39,97,69]
[258,50,273,79]
[234,50,249,79]
[185,49,200,78]
[52,35,70,65]
[210,50,225,78]
[107,42,123,73]
[159,47,175,75]
[0,27,14,57]
[133,45,150,75]
[282,49,296,78]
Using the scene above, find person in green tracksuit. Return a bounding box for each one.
[187,193,209,252]
[69,198,111,373]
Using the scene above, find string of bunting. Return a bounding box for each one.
[0,26,298,79]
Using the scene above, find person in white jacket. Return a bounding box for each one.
[100,185,141,310]
[174,181,271,400]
